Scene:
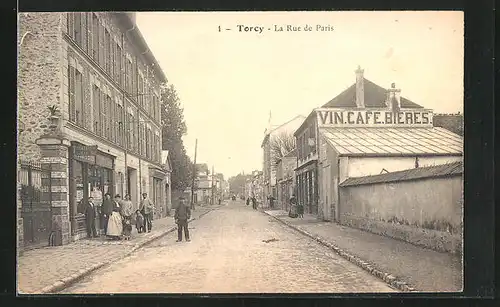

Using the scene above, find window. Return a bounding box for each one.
[127,112,133,150]
[74,70,84,126]
[92,85,101,135]
[68,64,84,126]
[68,65,76,123]
[106,94,112,139]
[104,30,111,74]
[98,24,104,68]
[145,128,150,158]
[100,90,106,137]
[82,13,89,53]
[91,13,99,61]
[115,44,122,85]
[138,74,144,106]
[117,104,124,146]
[125,58,133,94]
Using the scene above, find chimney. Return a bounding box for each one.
[386,82,401,111]
[355,66,365,108]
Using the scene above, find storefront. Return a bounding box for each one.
[149,167,166,219]
[295,161,318,215]
[69,142,115,239]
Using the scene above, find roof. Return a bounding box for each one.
[262,115,306,147]
[320,127,463,156]
[340,161,463,187]
[114,13,167,83]
[322,78,423,109]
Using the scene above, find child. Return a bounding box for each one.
[135,210,145,233]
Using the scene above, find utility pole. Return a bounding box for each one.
[190,139,198,210]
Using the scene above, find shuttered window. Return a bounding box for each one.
[91,13,99,61]
[68,65,76,123]
[105,94,112,139]
[74,70,84,126]
[104,30,111,74]
[92,85,100,135]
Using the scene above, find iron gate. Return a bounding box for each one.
[19,160,52,248]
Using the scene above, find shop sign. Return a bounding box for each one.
[316,108,434,128]
[72,145,97,164]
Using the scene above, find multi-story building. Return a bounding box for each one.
[294,66,462,221]
[17,12,168,246]
[261,115,305,206]
[276,149,297,211]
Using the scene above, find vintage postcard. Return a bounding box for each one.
[16,11,463,294]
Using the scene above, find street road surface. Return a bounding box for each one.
[62,200,396,293]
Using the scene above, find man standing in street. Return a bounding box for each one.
[175,196,191,242]
[85,196,98,238]
[139,193,154,233]
[101,193,113,235]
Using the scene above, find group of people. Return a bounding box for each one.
[246,195,258,210]
[84,192,156,241]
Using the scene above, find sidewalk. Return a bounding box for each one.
[264,210,462,292]
[17,206,215,294]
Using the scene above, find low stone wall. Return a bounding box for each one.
[340,215,462,255]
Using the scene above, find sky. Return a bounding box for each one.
[135,11,464,179]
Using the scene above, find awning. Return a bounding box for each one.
[320,127,463,156]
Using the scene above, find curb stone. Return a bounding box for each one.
[263,211,417,292]
[36,208,215,294]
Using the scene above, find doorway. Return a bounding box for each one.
[127,167,138,208]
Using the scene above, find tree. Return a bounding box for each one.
[270,132,296,168]
[161,84,193,191]
[228,173,252,196]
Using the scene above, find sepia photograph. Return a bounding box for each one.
[16,11,464,294]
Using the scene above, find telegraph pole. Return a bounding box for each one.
[190,139,198,210]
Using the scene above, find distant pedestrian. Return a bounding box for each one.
[175,196,191,242]
[288,194,298,218]
[85,197,98,238]
[121,194,134,240]
[101,193,113,235]
[140,193,155,233]
[246,198,250,206]
[251,195,257,210]
[107,194,123,240]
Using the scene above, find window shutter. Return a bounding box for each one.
[68,65,75,123]
[67,13,74,37]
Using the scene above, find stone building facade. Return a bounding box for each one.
[17,12,167,246]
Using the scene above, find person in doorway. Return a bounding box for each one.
[288,194,298,218]
[139,193,155,233]
[175,196,191,242]
[101,193,113,235]
[85,196,98,238]
[106,194,123,240]
[120,194,134,240]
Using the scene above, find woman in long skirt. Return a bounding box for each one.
[107,194,123,240]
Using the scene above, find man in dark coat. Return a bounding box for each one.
[101,193,113,235]
[251,195,257,210]
[85,196,98,238]
[175,196,191,242]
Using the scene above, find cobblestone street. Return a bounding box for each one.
[17,206,214,294]
[61,200,396,293]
